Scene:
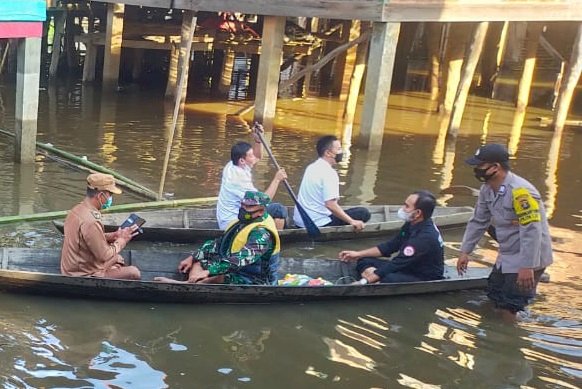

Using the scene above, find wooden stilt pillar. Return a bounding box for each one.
[392,22,418,92]
[480,22,507,96]
[253,16,286,129]
[82,36,97,82]
[426,23,443,101]
[103,3,125,91]
[439,23,471,114]
[358,22,401,150]
[165,42,179,96]
[332,20,354,98]
[339,20,360,100]
[219,49,235,96]
[342,22,370,144]
[552,23,582,134]
[301,53,314,97]
[447,22,489,137]
[166,11,196,103]
[49,10,66,78]
[15,38,42,163]
[508,23,543,155]
[132,48,143,81]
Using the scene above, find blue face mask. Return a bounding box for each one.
[100,193,113,210]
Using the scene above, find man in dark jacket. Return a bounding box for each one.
[339,190,444,284]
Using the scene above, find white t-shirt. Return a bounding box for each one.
[216,161,257,230]
[293,158,339,227]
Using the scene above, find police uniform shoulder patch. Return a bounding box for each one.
[403,246,415,256]
[512,187,540,225]
[91,210,102,220]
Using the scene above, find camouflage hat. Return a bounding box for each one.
[87,173,122,194]
[241,191,271,207]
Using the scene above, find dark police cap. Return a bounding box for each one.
[465,144,509,166]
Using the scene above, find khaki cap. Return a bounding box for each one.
[87,173,122,194]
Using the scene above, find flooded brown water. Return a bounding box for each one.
[0,83,581,388]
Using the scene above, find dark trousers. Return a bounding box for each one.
[325,207,371,226]
[356,257,422,283]
[487,266,546,313]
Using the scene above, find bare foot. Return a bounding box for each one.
[153,276,186,284]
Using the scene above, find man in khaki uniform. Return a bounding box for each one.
[60,173,141,279]
[457,144,552,317]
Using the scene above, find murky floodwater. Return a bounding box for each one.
[0,82,581,388]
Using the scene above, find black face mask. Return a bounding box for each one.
[334,152,343,163]
[238,207,254,223]
[473,165,497,182]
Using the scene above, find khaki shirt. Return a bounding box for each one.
[461,172,553,273]
[60,199,126,277]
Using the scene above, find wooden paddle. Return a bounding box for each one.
[253,125,321,238]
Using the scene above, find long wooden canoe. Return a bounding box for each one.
[0,248,489,303]
[52,205,474,243]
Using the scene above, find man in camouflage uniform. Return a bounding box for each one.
[457,144,553,316]
[61,173,141,279]
[156,191,281,285]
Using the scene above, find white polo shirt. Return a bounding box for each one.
[216,161,257,230]
[293,158,339,227]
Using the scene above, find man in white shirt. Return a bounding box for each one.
[294,135,370,231]
[217,129,288,230]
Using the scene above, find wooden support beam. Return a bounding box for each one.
[480,22,507,97]
[358,22,401,150]
[342,22,370,144]
[552,23,582,134]
[165,11,197,103]
[15,38,42,163]
[48,11,66,78]
[132,48,144,81]
[92,1,582,23]
[426,23,443,101]
[103,3,125,90]
[339,20,361,100]
[439,23,471,114]
[508,22,543,155]
[447,22,489,137]
[253,16,286,128]
[219,49,236,96]
[82,36,98,82]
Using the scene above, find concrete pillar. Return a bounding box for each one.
[358,22,401,150]
[15,38,42,163]
[103,3,125,91]
[166,11,196,104]
[253,16,286,129]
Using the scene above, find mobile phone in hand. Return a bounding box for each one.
[120,213,146,233]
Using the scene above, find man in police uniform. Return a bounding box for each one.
[155,191,280,285]
[457,144,553,316]
[339,190,444,283]
[61,173,141,279]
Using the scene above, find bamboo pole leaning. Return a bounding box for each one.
[0,128,158,199]
[0,197,218,225]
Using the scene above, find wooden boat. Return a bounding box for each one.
[0,248,489,303]
[52,205,474,243]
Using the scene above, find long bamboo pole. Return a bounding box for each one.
[0,128,158,199]
[158,12,197,200]
[0,197,217,225]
